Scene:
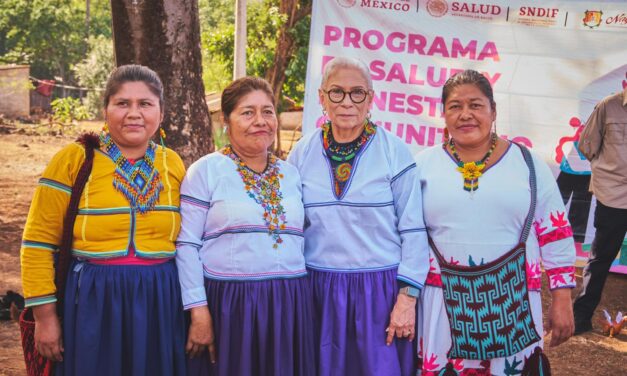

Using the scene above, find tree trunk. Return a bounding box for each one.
[265,0,311,154]
[110,0,213,166]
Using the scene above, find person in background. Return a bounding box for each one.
[177,76,315,376]
[415,70,575,375]
[573,85,627,335]
[288,57,429,376]
[20,64,187,375]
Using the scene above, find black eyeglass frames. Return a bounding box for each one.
[322,88,370,104]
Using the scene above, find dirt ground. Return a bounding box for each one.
[0,123,625,375]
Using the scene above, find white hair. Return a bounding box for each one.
[320,57,373,90]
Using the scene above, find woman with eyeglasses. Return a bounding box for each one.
[288,57,429,376]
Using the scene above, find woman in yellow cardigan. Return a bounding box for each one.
[20,65,187,375]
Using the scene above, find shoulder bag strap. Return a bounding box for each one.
[54,133,100,312]
[516,143,537,244]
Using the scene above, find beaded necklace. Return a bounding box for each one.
[221,145,287,249]
[322,120,376,197]
[100,132,163,213]
[446,132,497,194]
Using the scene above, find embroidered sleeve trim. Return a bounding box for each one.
[546,266,576,289]
[391,163,416,183]
[24,295,57,308]
[537,226,573,247]
[183,300,208,310]
[396,275,424,290]
[38,178,71,194]
[22,240,58,251]
[175,240,203,249]
[399,228,427,235]
[180,194,211,209]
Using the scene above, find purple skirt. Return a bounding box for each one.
[309,267,417,376]
[187,277,316,376]
[58,260,187,376]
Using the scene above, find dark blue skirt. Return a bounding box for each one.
[187,277,316,376]
[310,267,417,376]
[57,260,186,376]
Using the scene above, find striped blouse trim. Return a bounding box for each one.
[306,263,399,273]
[77,205,179,215]
[71,248,175,259]
[203,267,307,281]
[38,178,71,194]
[391,163,416,183]
[304,201,394,209]
[25,294,57,308]
[184,301,208,310]
[399,228,427,235]
[22,240,58,251]
[181,195,211,209]
[397,275,425,290]
[201,225,304,241]
[134,249,176,258]
[72,249,129,258]
[176,240,203,249]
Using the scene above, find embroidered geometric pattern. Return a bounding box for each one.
[322,121,376,199]
[100,132,163,213]
[438,245,541,360]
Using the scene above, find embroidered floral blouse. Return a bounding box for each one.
[416,142,576,291]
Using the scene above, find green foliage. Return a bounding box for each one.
[51,97,90,125]
[74,35,115,117]
[0,0,111,84]
[200,0,311,104]
[212,124,229,150]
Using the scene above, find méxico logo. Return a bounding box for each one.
[337,0,357,8]
[582,10,603,28]
[427,0,448,17]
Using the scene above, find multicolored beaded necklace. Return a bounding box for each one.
[221,145,287,249]
[322,120,376,198]
[100,132,163,213]
[446,132,497,194]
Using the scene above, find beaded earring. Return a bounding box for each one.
[443,128,450,142]
[159,127,166,147]
[102,122,109,133]
[367,111,372,120]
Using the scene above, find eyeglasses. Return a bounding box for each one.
[323,88,370,104]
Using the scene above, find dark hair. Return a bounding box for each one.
[221,76,275,119]
[441,69,495,110]
[103,65,164,109]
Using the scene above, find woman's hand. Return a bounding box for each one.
[386,294,417,345]
[32,303,63,362]
[545,288,574,347]
[186,306,216,362]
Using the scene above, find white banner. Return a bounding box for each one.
[303,0,627,272]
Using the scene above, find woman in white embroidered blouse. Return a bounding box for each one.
[176,77,315,376]
[415,69,576,375]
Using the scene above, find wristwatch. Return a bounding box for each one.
[399,286,420,298]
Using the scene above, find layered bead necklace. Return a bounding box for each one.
[100,131,163,213]
[446,132,497,194]
[221,145,287,249]
[322,120,376,198]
